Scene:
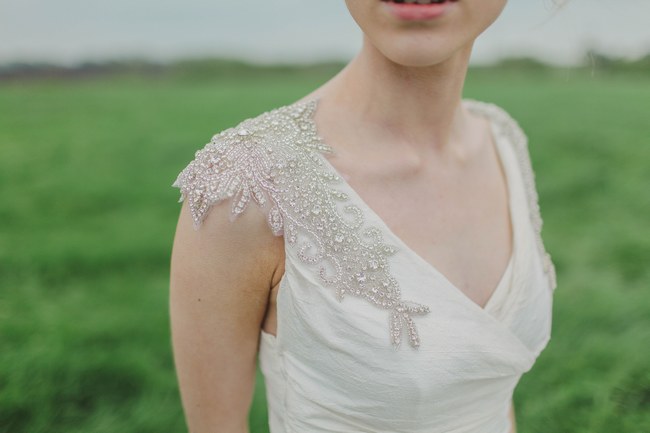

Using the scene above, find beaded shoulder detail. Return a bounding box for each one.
[172,99,430,349]
[463,100,557,292]
[172,101,330,233]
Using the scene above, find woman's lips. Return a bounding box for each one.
[380,0,458,21]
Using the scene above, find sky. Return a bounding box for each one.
[1,0,649,67]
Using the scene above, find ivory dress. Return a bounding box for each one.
[172,97,557,433]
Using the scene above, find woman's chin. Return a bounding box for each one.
[372,38,468,68]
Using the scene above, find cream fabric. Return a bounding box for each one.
[257,101,554,433]
[172,98,556,433]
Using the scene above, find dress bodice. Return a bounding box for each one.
[172,98,557,433]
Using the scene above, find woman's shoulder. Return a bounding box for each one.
[171,98,328,233]
[463,98,557,289]
[462,98,529,144]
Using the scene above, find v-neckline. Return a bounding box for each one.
[302,96,517,313]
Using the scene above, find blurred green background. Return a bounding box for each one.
[1,58,649,433]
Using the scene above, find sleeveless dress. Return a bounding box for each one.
[172,97,558,433]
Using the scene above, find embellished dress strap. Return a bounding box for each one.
[172,99,431,350]
[464,99,557,291]
[171,103,330,234]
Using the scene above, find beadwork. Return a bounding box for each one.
[172,97,557,350]
[461,100,557,292]
[173,99,431,349]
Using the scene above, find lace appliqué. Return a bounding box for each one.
[465,100,557,292]
[172,100,430,349]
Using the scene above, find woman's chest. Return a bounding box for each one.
[261,246,553,432]
[327,148,513,309]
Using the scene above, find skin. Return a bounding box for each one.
[170,0,518,431]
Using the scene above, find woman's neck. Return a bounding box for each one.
[322,35,475,156]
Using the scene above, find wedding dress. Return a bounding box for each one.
[172,97,557,433]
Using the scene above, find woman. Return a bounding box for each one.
[169,1,557,432]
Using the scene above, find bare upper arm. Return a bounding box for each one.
[508,399,517,433]
[169,199,283,433]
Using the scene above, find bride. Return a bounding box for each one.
[170,1,557,432]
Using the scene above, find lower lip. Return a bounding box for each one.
[382,1,455,21]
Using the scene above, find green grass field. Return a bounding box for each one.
[1,67,649,433]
